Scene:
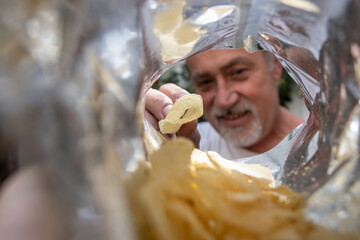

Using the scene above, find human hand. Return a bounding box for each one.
[145,83,200,148]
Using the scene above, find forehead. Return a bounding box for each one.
[186,49,266,73]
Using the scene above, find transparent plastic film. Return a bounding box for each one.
[0,0,142,239]
[141,0,360,236]
[0,0,359,239]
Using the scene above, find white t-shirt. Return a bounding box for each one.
[197,122,257,160]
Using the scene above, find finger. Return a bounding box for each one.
[145,88,173,121]
[144,110,174,140]
[176,119,200,148]
[176,120,197,138]
[159,83,189,103]
[191,129,201,149]
[144,110,160,131]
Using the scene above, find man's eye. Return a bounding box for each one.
[230,68,248,80]
[233,68,245,75]
[197,79,212,87]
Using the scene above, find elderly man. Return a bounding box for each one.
[145,48,304,159]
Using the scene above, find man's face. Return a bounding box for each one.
[187,49,280,147]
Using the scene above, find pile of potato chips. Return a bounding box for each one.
[127,138,355,240]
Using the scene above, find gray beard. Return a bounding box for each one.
[211,100,263,148]
[219,118,262,147]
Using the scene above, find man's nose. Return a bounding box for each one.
[214,82,238,109]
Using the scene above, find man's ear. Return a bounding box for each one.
[272,58,283,81]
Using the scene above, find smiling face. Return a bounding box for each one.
[187,49,282,148]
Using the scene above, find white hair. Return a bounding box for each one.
[262,50,276,71]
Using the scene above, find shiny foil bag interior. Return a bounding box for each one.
[0,0,359,239]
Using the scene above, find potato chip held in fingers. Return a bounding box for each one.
[159,94,203,134]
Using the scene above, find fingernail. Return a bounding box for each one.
[162,104,172,118]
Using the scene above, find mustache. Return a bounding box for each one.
[211,99,256,117]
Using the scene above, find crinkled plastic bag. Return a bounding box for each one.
[0,0,359,239]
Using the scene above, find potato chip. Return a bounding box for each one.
[159,94,203,134]
[128,138,356,240]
